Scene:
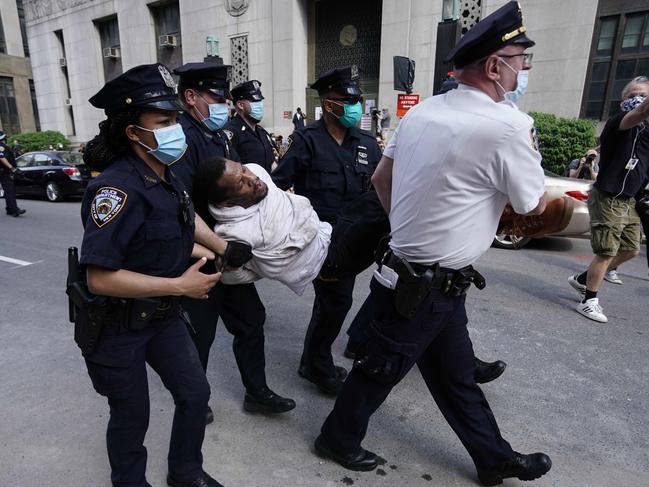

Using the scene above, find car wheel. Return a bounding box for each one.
[45,181,62,202]
[492,234,532,250]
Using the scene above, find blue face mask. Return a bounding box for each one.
[197,97,229,131]
[249,101,264,122]
[330,100,362,128]
[498,58,529,104]
[136,124,187,165]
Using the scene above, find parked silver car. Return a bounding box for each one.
[493,170,592,249]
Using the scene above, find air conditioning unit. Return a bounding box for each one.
[103,47,121,59]
[64,98,72,106]
[59,57,67,67]
[158,34,177,48]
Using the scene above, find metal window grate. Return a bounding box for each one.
[230,34,249,86]
[460,0,482,35]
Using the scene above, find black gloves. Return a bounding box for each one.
[222,241,253,268]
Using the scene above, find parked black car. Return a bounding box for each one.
[14,151,92,202]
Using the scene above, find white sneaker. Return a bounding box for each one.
[568,274,586,294]
[604,270,623,285]
[576,298,608,323]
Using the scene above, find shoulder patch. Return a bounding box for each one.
[530,127,540,152]
[223,129,234,141]
[91,186,128,228]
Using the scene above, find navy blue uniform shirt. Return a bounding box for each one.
[0,142,16,169]
[272,118,381,223]
[223,114,275,172]
[174,111,240,195]
[80,153,195,278]
[595,112,649,198]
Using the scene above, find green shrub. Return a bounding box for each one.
[529,112,597,175]
[10,131,71,152]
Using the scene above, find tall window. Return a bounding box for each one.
[16,0,29,57]
[582,10,649,120]
[0,77,20,135]
[29,80,40,131]
[150,2,182,70]
[0,12,6,54]
[96,16,122,81]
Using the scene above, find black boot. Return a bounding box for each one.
[167,470,224,487]
[314,435,381,472]
[243,387,296,413]
[298,365,347,396]
[205,405,214,425]
[474,357,507,384]
[477,452,551,485]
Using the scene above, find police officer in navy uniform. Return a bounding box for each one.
[224,80,275,172]
[173,63,296,418]
[0,131,26,217]
[315,3,552,485]
[272,65,381,395]
[80,63,223,487]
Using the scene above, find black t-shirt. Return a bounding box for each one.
[595,113,649,197]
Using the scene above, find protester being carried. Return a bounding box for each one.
[192,158,389,295]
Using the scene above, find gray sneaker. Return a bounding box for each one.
[604,270,623,285]
[568,274,586,294]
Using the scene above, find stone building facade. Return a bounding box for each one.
[0,0,38,137]
[22,0,649,143]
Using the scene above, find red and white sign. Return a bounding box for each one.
[397,93,420,117]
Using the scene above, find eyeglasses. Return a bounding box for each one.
[499,52,534,66]
[327,97,362,105]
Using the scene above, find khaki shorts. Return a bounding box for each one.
[588,187,641,256]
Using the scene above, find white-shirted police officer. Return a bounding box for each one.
[316,3,552,485]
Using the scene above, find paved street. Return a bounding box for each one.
[1,197,648,487]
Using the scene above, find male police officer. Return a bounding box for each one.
[224,80,275,172]
[0,131,26,217]
[273,66,381,395]
[173,62,296,419]
[315,3,552,485]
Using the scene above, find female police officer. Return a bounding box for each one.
[80,64,223,487]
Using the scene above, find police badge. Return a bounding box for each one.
[158,65,177,92]
[91,187,128,228]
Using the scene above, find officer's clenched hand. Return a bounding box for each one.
[178,257,221,299]
[222,241,253,269]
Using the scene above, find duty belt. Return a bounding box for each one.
[383,252,486,297]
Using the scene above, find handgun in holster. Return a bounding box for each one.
[66,247,109,354]
[392,259,437,319]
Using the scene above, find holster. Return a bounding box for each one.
[67,281,111,354]
[392,260,437,319]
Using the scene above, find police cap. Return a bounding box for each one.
[173,62,233,98]
[89,63,180,115]
[445,1,535,68]
[311,65,362,97]
[231,80,264,102]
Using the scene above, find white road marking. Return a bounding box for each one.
[0,255,34,267]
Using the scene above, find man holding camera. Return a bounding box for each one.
[569,149,599,180]
[569,76,649,322]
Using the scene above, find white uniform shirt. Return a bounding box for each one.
[383,84,544,269]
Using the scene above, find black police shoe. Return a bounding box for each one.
[314,434,381,472]
[298,365,347,396]
[8,208,26,217]
[476,452,552,486]
[167,471,224,487]
[205,405,214,425]
[474,357,507,384]
[243,387,296,413]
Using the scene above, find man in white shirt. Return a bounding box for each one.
[315,2,552,485]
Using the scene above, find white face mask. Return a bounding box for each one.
[496,58,529,104]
